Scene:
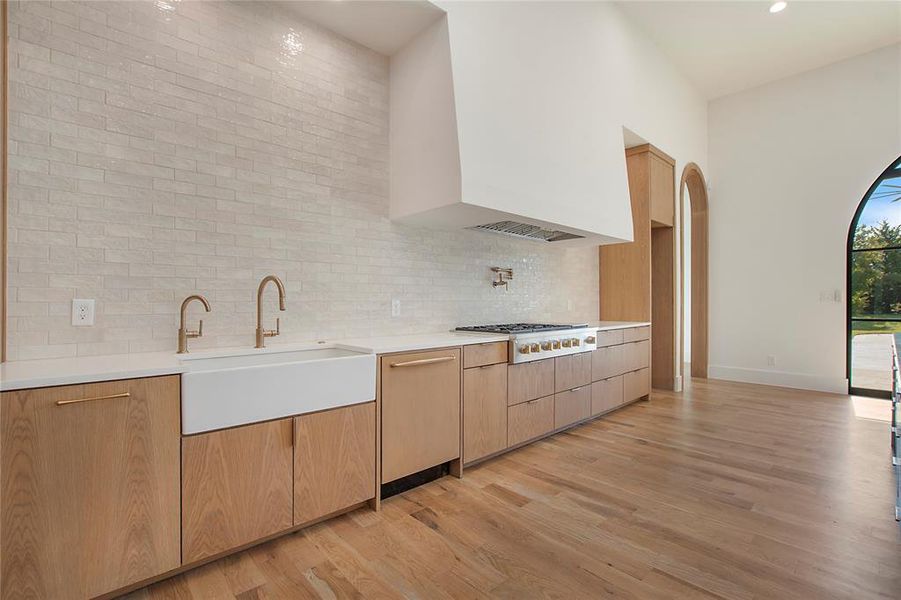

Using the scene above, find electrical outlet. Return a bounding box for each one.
[391,299,401,317]
[766,355,776,367]
[72,299,95,327]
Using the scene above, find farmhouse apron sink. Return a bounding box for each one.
[180,345,376,434]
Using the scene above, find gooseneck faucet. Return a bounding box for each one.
[177,294,211,354]
[256,275,286,348]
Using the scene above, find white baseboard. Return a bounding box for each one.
[708,365,848,395]
[674,375,683,392]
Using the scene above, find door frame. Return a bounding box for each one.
[679,163,709,380]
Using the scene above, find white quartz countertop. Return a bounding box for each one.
[590,321,652,330]
[0,330,510,391]
[0,324,649,391]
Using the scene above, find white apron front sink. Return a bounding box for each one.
[180,346,376,434]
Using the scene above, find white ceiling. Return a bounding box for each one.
[274,1,444,56]
[616,1,901,99]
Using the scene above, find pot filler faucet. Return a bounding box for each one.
[256,275,287,349]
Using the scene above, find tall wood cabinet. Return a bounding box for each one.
[599,144,676,390]
[0,376,181,600]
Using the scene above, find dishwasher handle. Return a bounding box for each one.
[389,356,456,368]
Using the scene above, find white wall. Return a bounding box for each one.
[708,44,901,393]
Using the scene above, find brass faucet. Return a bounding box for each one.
[177,294,211,354]
[256,275,286,348]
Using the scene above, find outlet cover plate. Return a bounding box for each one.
[72,299,95,327]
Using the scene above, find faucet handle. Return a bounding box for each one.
[264,318,281,338]
[187,319,204,339]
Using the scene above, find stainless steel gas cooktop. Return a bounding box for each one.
[455,323,588,334]
[456,323,597,363]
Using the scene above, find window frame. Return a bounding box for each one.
[846,156,901,398]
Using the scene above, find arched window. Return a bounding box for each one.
[848,156,901,397]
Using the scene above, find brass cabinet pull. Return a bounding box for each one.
[56,392,130,406]
[390,356,456,368]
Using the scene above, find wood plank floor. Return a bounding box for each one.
[123,378,901,599]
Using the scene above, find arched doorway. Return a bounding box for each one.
[680,163,709,380]
[847,156,901,397]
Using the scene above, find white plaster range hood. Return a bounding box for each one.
[389,3,635,246]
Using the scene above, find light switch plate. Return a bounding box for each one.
[72,299,95,326]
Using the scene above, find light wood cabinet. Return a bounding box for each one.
[623,326,650,343]
[182,419,294,563]
[624,368,651,402]
[294,402,375,525]
[554,386,591,429]
[507,396,554,447]
[463,342,508,368]
[596,329,624,348]
[649,151,675,227]
[592,344,623,381]
[622,340,650,372]
[554,353,592,393]
[508,358,555,406]
[463,363,508,464]
[601,144,675,391]
[0,376,181,600]
[591,377,624,415]
[380,348,461,483]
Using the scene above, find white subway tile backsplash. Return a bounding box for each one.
[7,0,599,360]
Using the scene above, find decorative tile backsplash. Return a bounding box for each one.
[5,0,599,360]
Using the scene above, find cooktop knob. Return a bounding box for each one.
[541,341,552,351]
[519,344,531,354]
[585,335,596,344]
[552,340,561,349]
[561,339,572,348]
[572,338,580,346]
[530,343,541,353]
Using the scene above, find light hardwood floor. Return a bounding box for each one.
[124,378,901,599]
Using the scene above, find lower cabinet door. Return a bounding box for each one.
[554,386,591,429]
[623,368,651,402]
[0,376,181,600]
[294,402,376,525]
[591,376,624,415]
[182,419,294,563]
[463,363,508,463]
[507,396,554,447]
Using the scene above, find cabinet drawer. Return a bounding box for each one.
[555,352,592,393]
[182,419,294,563]
[463,341,509,368]
[464,363,508,463]
[554,386,591,429]
[623,326,650,343]
[507,396,554,447]
[621,340,650,372]
[381,348,461,483]
[1,376,181,600]
[591,376,624,415]
[508,358,555,406]
[592,344,623,381]
[623,368,650,402]
[294,402,375,525]
[595,329,624,347]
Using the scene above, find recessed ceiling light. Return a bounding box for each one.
[769,1,787,13]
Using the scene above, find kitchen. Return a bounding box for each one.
[0,1,899,599]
